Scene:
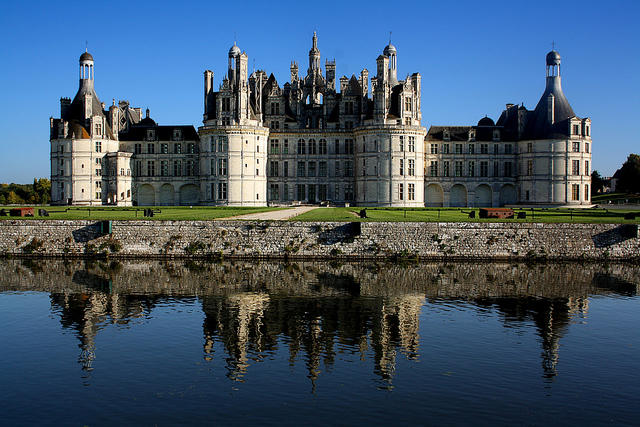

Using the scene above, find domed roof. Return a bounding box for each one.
[229,42,241,57]
[477,116,495,127]
[79,51,94,62]
[383,43,397,56]
[546,50,561,66]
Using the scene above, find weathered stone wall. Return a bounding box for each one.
[0,220,638,260]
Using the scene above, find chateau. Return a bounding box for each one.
[50,34,592,207]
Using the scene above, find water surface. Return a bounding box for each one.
[1,259,639,425]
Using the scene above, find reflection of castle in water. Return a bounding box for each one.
[2,259,636,386]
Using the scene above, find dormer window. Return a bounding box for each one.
[572,124,579,135]
[95,123,102,136]
[492,130,500,141]
[147,129,155,140]
[586,125,590,137]
[443,130,450,141]
[468,130,476,141]
[173,129,183,140]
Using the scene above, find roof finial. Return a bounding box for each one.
[552,41,555,51]
[85,40,88,52]
[389,31,392,45]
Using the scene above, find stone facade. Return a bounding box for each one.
[1,220,637,260]
[50,39,590,208]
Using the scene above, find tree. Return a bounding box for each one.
[591,170,605,195]
[6,191,22,205]
[615,154,640,193]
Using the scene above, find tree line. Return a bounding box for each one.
[0,179,51,205]
[591,153,640,195]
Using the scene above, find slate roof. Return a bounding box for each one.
[119,122,199,141]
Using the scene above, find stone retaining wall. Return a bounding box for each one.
[0,220,638,260]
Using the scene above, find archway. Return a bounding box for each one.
[179,184,200,206]
[450,184,468,207]
[499,184,517,206]
[474,184,492,207]
[137,184,155,206]
[159,184,175,206]
[426,183,444,207]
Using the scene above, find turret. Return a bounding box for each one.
[308,32,321,74]
[383,42,397,85]
[290,61,299,83]
[326,59,336,91]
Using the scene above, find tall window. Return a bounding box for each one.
[455,144,462,154]
[173,160,182,176]
[408,136,415,152]
[527,142,533,153]
[186,160,194,176]
[527,160,533,176]
[308,140,317,154]
[572,184,580,201]
[134,143,141,154]
[161,143,168,154]
[505,144,513,154]
[584,184,589,201]
[572,124,580,135]
[296,184,305,201]
[585,160,589,175]
[399,136,404,151]
[147,143,155,154]
[504,161,512,177]
[494,144,499,154]
[430,161,438,177]
[95,141,102,153]
[334,140,340,154]
[174,143,182,154]
[572,160,580,175]
[269,161,279,177]
[493,162,499,177]
[297,139,305,154]
[346,139,354,154]
[443,144,450,154]
[147,161,155,176]
[455,161,463,177]
[283,140,289,154]
[468,161,475,177]
[308,161,316,177]
[319,161,327,177]
[430,144,438,154]
[218,182,227,200]
[283,161,289,177]
[218,159,227,176]
[161,161,168,176]
[270,102,280,115]
[270,139,279,154]
[481,144,488,154]
[187,143,196,154]
[297,161,305,177]
[319,139,327,154]
[269,183,279,200]
[399,183,404,200]
[468,144,475,154]
[480,161,488,177]
[408,159,415,176]
[585,142,590,153]
[572,142,580,152]
[443,161,450,177]
[344,160,353,177]
[399,159,404,176]
[217,137,227,152]
[408,183,415,201]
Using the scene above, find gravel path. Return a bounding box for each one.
[224,206,317,221]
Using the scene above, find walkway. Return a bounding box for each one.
[224,206,317,221]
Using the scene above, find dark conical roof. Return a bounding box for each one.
[525,76,575,139]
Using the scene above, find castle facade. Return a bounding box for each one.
[50,34,592,207]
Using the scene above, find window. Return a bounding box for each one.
[210,137,215,152]
[443,130,450,141]
[173,160,182,176]
[480,144,488,154]
[527,160,533,176]
[408,159,415,176]
[344,184,354,201]
[399,136,404,151]
[480,161,488,177]
[572,142,580,152]
[344,160,353,177]
[309,139,317,154]
[408,136,415,152]
[283,161,289,177]
[134,143,142,154]
[161,161,168,176]
[527,142,533,153]
[147,161,155,176]
[443,161,450,177]
[334,161,340,177]
[319,139,327,154]
[174,143,182,154]
[468,144,475,154]
[334,140,340,154]
[297,161,306,177]
[173,129,183,140]
[146,129,155,140]
[270,102,280,115]
[345,101,354,115]
[493,162,499,177]
[526,190,530,201]
[217,137,227,152]
[161,143,168,154]
[585,184,589,201]
[297,139,306,154]
[399,159,404,176]
[188,143,196,154]
[147,143,155,154]
[344,121,353,129]
[296,184,306,201]
[134,161,142,176]
[572,159,580,175]
[405,97,412,112]
[218,182,227,200]
[319,161,327,177]
[455,161,463,177]
[455,144,462,154]
[430,144,438,154]
[430,161,438,177]
[283,140,289,154]
[443,144,450,154]
[308,161,316,177]
[504,161,512,177]
[399,183,404,200]
[573,124,580,135]
[408,183,415,201]
[218,159,227,176]
[269,161,278,177]
[95,141,102,153]
[346,139,354,154]
[493,130,500,141]
[210,158,215,175]
[283,183,289,201]
[269,183,279,200]
[586,126,590,137]
[270,139,279,154]
[505,144,513,154]
[468,161,475,177]
[585,142,590,153]
[494,144,499,155]
[572,184,580,201]
[95,123,102,136]
[318,184,327,201]
[585,161,589,175]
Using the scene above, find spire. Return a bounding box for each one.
[308,31,321,72]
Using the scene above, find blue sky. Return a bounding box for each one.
[1,0,638,183]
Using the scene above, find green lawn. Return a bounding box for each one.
[0,206,283,220]
[291,207,640,224]
[592,192,640,204]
